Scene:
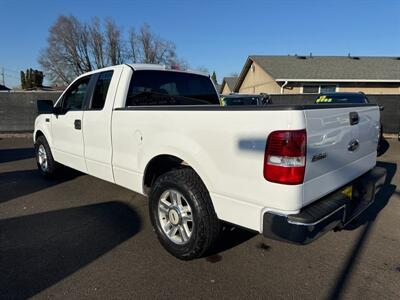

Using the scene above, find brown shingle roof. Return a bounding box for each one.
[250,55,400,81]
[220,76,238,93]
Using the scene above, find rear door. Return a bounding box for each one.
[51,75,92,172]
[303,105,380,205]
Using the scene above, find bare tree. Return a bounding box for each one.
[39,15,93,84]
[78,24,93,72]
[39,16,186,84]
[128,23,182,66]
[105,18,124,65]
[39,48,73,85]
[128,28,140,63]
[88,18,106,68]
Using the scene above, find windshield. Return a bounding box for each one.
[125,70,219,106]
[315,94,368,104]
[224,97,259,106]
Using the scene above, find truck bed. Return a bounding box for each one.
[112,103,380,231]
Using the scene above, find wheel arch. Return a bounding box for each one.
[34,129,52,146]
[34,130,45,142]
[34,114,52,146]
[142,154,212,197]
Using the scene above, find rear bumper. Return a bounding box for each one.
[262,166,386,244]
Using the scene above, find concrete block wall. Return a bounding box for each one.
[0,91,398,134]
[0,91,61,132]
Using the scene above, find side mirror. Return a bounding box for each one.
[379,105,384,112]
[37,100,54,115]
[52,106,64,115]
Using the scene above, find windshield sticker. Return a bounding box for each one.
[316,95,333,103]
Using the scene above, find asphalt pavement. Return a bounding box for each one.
[0,137,399,299]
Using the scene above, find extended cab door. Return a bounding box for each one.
[51,75,92,172]
[82,68,122,182]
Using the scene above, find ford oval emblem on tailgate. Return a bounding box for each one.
[347,139,360,152]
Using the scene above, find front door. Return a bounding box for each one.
[82,70,117,182]
[51,75,91,172]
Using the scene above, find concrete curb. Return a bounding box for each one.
[383,133,399,139]
[0,133,33,139]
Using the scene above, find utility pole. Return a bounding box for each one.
[1,68,5,86]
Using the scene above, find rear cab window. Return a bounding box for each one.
[125,70,219,106]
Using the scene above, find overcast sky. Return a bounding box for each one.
[1,0,399,87]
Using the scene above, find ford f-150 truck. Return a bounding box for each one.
[34,64,386,260]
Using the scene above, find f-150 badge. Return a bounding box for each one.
[312,152,327,162]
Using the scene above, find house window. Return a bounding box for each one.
[320,85,337,93]
[303,85,319,93]
[302,85,337,93]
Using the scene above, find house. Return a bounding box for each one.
[220,76,238,94]
[0,84,11,91]
[234,55,400,94]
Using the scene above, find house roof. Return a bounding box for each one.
[235,55,400,91]
[220,76,238,93]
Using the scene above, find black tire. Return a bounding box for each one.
[149,168,220,260]
[377,124,386,156]
[34,135,59,178]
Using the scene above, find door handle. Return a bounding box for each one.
[347,139,360,152]
[349,112,359,125]
[74,119,81,130]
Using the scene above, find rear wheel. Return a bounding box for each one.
[34,135,59,178]
[149,168,220,260]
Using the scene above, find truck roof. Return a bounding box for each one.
[127,63,167,71]
[74,64,209,79]
[127,64,209,77]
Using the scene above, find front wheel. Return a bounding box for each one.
[149,168,220,260]
[34,135,59,178]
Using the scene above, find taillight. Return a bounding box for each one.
[263,129,306,185]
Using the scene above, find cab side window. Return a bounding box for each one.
[62,76,91,111]
[90,71,114,110]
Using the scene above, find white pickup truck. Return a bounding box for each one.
[34,64,386,260]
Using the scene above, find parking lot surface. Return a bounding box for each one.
[0,137,399,299]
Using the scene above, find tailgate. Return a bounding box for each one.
[303,105,380,206]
